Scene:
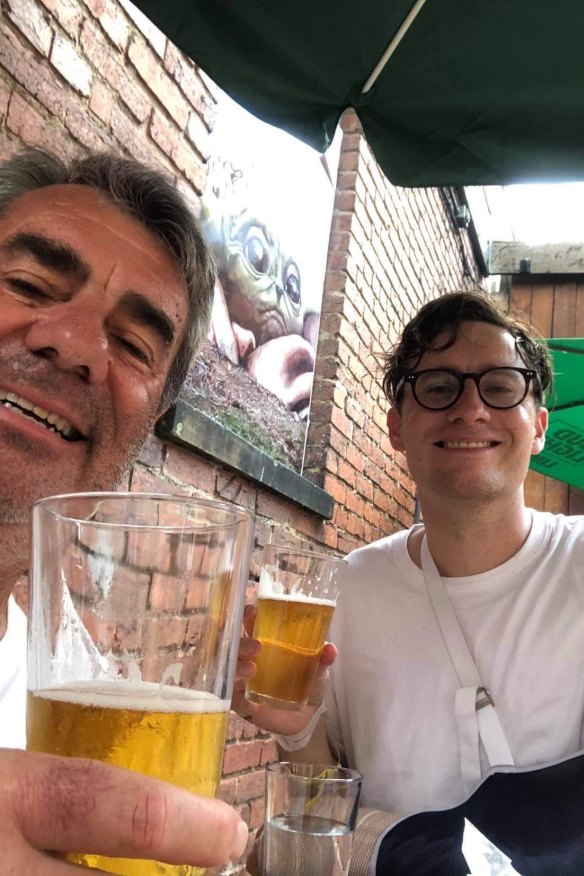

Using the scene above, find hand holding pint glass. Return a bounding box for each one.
[245,546,345,711]
[26,492,253,876]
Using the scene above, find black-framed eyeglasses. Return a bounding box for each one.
[397,367,539,411]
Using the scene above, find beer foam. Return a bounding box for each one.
[31,680,230,714]
[258,592,336,607]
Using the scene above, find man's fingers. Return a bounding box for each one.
[243,604,257,636]
[319,642,338,668]
[8,750,248,868]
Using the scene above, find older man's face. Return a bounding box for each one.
[0,184,188,521]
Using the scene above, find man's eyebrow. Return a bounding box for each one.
[1,232,91,281]
[119,291,176,348]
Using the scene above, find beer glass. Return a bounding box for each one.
[264,762,362,876]
[245,546,346,710]
[27,492,253,876]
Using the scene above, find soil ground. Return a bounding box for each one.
[180,344,306,470]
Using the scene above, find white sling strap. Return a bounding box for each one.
[421,536,514,795]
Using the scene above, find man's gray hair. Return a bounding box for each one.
[0,148,215,409]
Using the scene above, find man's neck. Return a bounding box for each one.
[408,494,533,577]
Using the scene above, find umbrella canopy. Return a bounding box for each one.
[530,339,584,491]
[134,0,584,187]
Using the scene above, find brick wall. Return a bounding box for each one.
[304,112,479,554]
[1,2,481,868]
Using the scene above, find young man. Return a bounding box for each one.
[235,291,584,870]
[0,147,248,872]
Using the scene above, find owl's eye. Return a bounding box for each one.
[243,227,270,274]
[283,261,301,307]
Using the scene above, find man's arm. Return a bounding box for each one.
[0,748,248,872]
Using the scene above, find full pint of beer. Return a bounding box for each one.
[27,680,229,876]
[247,593,335,709]
[28,493,254,876]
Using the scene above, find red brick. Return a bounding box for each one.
[164,42,217,126]
[129,465,189,497]
[6,0,52,56]
[50,34,92,96]
[65,103,113,151]
[0,27,67,117]
[218,776,237,805]
[323,475,346,505]
[128,34,189,129]
[164,445,216,493]
[38,0,83,38]
[137,433,165,469]
[249,797,266,830]
[323,523,339,549]
[260,738,279,764]
[287,507,323,541]
[110,104,159,166]
[148,111,207,193]
[236,770,265,803]
[88,79,113,125]
[149,571,186,611]
[171,136,207,193]
[0,79,10,120]
[85,0,130,50]
[256,492,290,525]
[216,473,257,511]
[119,0,167,56]
[6,91,74,159]
[183,579,210,611]
[222,739,265,775]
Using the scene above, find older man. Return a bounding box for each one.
[0,148,248,872]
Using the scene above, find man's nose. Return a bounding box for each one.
[24,301,109,385]
[447,378,491,421]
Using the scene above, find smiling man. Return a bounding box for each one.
[235,291,584,874]
[0,148,248,873]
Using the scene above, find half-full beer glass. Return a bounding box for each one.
[246,546,345,710]
[27,492,253,876]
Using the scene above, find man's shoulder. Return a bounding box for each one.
[532,509,584,537]
[344,525,413,566]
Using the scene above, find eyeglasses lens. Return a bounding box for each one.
[415,369,527,410]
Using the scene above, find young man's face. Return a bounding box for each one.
[387,321,548,507]
[0,184,188,522]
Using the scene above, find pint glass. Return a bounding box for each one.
[27,492,253,876]
[245,546,345,710]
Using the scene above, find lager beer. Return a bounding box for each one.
[27,680,229,876]
[246,593,335,709]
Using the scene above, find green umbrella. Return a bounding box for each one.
[530,339,584,490]
[133,0,584,187]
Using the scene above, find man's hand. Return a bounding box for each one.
[231,605,337,736]
[0,748,248,872]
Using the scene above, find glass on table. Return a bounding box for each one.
[26,491,253,876]
[264,762,362,876]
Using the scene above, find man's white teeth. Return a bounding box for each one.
[0,391,76,438]
[442,441,493,448]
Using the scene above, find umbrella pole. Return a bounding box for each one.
[362,0,430,93]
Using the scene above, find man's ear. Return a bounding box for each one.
[530,406,548,456]
[387,407,406,452]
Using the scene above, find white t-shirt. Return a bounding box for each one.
[0,596,27,748]
[326,511,584,815]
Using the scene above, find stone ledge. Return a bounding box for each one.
[156,400,334,519]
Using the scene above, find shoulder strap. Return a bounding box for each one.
[420,536,514,793]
